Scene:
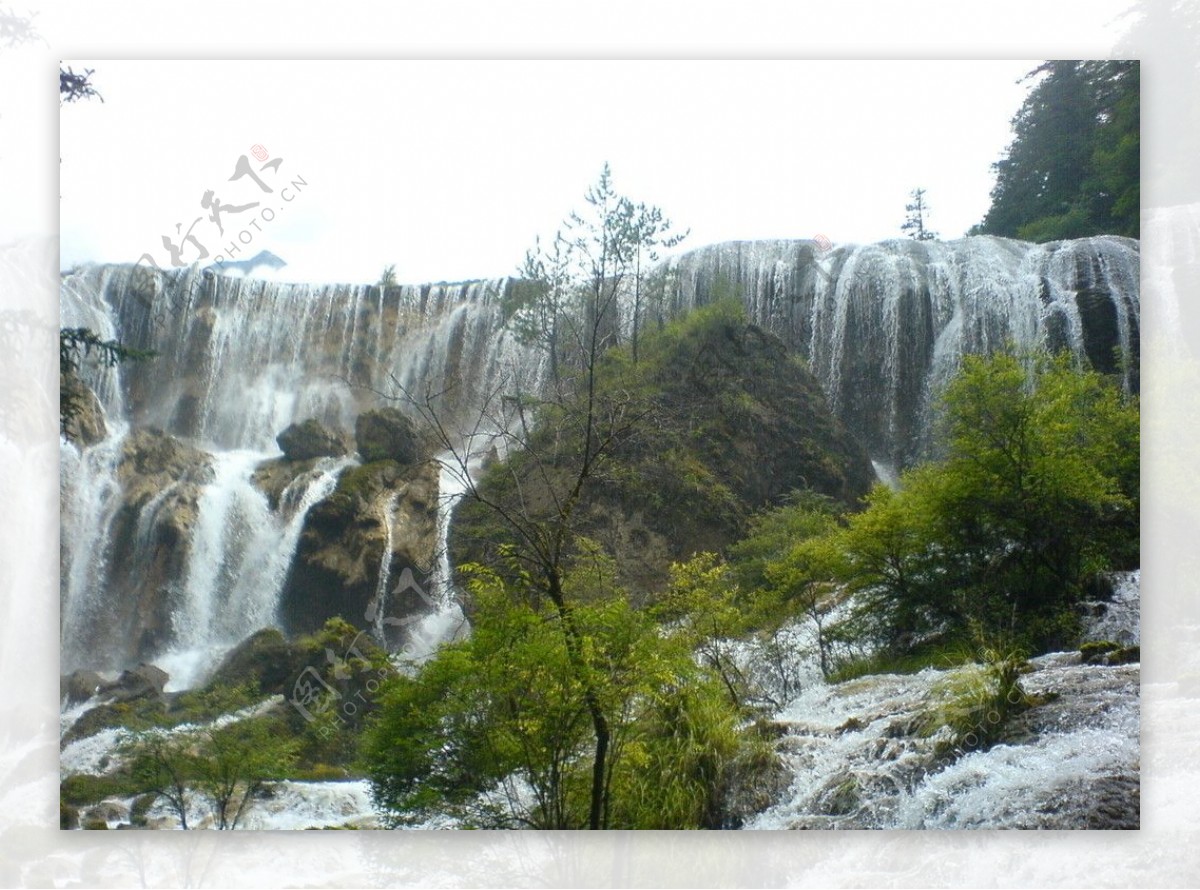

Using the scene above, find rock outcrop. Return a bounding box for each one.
[61,372,107,446]
[355,408,420,464]
[77,430,213,668]
[60,670,104,706]
[99,663,169,703]
[277,418,348,461]
[279,458,440,643]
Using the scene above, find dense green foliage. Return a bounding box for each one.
[732,350,1139,658]
[122,714,300,829]
[977,61,1139,241]
[361,555,772,829]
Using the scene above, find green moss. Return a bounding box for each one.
[129,793,156,827]
[821,776,860,816]
[1080,640,1121,662]
[328,460,403,508]
[61,699,166,745]
[1108,645,1140,665]
[61,772,141,806]
[168,681,259,726]
[60,801,79,830]
[453,305,873,599]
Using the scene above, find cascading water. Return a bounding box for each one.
[60,234,1138,685]
[59,235,1141,830]
[156,452,353,690]
[396,456,473,665]
[664,235,1139,465]
[60,262,539,682]
[741,574,1141,830]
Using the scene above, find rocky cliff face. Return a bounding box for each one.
[61,429,213,669]
[279,457,440,645]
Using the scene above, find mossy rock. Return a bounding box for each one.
[355,408,419,464]
[130,793,156,827]
[61,772,140,806]
[206,627,302,697]
[277,418,348,461]
[819,776,860,816]
[61,699,166,746]
[82,819,109,830]
[1080,640,1121,664]
[1105,645,1140,665]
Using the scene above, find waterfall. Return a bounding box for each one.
[665,235,1139,464]
[367,492,400,642]
[396,456,472,666]
[59,235,1139,683]
[60,428,129,668]
[154,452,352,690]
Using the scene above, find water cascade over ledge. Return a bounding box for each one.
[60,234,1139,679]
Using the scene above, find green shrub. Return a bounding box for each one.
[918,637,1030,756]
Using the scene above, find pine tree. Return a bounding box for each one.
[901,188,938,241]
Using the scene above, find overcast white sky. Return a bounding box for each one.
[59,60,1049,284]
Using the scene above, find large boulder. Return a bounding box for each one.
[355,408,419,465]
[277,418,348,461]
[207,627,302,696]
[60,670,104,706]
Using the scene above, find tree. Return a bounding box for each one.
[60,66,147,440]
[377,263,397,287]
[505,233,574,385]
[362,556,759,829]
[738,350,1138,658]
[123,715,299,830]
[978,61,1139,240]
[396,168,656,830]
[506,163,688,381]
[901,188,938,241]
[124,731,197,830]
[924,351,1138,642]
[59,65,102,104]
[627,200,688,364]
[378,168,730,830]
[190,717,300,830]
